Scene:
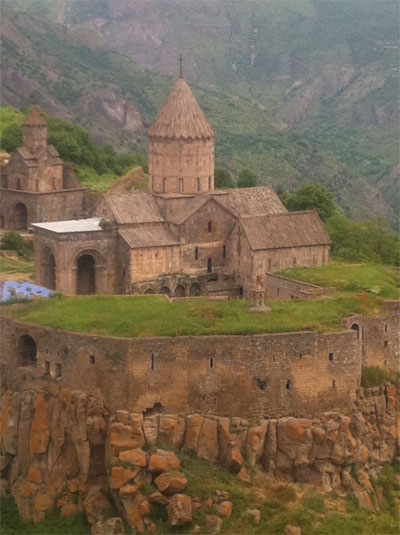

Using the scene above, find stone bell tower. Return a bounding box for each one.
[22,107,47,155]
[148,59,215,195]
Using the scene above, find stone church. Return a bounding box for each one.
[0,108,87,230]
[30,75,330,297]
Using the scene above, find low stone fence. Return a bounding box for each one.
[266,272,335,301]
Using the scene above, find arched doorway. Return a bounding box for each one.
[76,254,96,295]
[160,286,171,296]
[351,323,360,340]
[14,203,28,229]
[18,335,37,366]
[42,249,56,290]
[189,283,201,296]
[175,285,185,297]
[145,288,155,294]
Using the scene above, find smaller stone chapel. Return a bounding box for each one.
[29,75,330,298]
[0,108,87,230]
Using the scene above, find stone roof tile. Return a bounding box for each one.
[103,191,165,224]
[119,226,179,249]
[240,210,331,250]
[148,77,215,141]
[23,107,47,127]
[211,186,286,217]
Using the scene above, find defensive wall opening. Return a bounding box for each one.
[18,334,37,366]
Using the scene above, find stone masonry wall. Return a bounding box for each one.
[265,273,334,301]
[1,316,360,419]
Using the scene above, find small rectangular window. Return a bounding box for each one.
[151,353,155,370]
[222,245,226,259]
[384,341,388,348]
[44,361,50,375]
[209,357,214,368]
[90,355,95,364]
[384,324,388,332]
[195,247,199,260]
[55,363,62,377]
[332,380,336,388]
[328,352,334,362]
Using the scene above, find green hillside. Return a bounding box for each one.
[1,2,398,224]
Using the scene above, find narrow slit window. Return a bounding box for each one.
[55,363,62,377]
[44,361,50,375]
[179,178,184,193]
[286,379,291,390]
[195,247,199,260]
[90,355,95,364]
[222,245,226,259]
[328,352,334,362]
[196,177,200,192]
[384,324,388,332]
[332,379,336,388]
[208,220,212,232]
[163,177,167,193]
[208,175,212,190]
[151,353,155,370]
[209,357,214,369]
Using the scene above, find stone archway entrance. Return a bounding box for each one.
[175,285,185,297]
[18,335,37,366]
[14,203,28,229]
[189,283,201,296]
[76,254,96,295]
[42,248,56,290]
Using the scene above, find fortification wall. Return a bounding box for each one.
[1,316,359,419]
[343,301,400,371]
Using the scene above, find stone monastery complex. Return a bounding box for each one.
[1,75,331,298]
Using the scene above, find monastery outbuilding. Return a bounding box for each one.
[24,75,330,297]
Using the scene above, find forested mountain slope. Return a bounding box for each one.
[1,1,398,224]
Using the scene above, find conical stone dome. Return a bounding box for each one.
[23,107,47,127]
[148,76,215,141]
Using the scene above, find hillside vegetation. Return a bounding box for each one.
[1,2,398,224]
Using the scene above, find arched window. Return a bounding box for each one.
[208,221,212,232]
[14,203,28,229]
[18,335,37,366]
[179,178,184,193]
[350,324,360,340]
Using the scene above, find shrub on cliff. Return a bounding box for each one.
[361,367,399,389]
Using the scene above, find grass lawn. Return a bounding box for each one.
[3,292,382,338]
[278,262,399,299]
[0,256,35,279]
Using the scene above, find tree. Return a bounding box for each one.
[0,124,23,153]
[214,168,235,189]
[284,183,336,221]
[237,168,257,188]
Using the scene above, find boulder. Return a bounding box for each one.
[154,471,187,495]
[61,503,79,517]
[247,508,261,525]
[284,526,301,535]
[148,450,180,473]
[237,466,251,483]
[109,466,139,490]
[143,415,159,446]
[91,517,125,535]
[149,491,169,505]
[158,415,178,446]
[206,515,223,534]
[83,487,112,525]
[119,448,147,468]
[217,500,232,518]
[167,494,192,526]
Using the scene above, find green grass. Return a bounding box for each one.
[0,256,34,278]
[3,292,382,338]
[279,262,400,299]
[0,494,90,535]
[75,165,120,193]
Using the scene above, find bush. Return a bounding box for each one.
[361,367,395,388]
[274,484,297,503]
[0,231,33,259]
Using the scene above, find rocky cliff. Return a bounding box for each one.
[1,384,398,532]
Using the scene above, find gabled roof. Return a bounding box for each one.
[102,191,165,224]
[119,226,179,249]
[240,210,331,250]
[23,108,47,127]
[162,195,209,225]
[211,186,287,217]
[148,76,215,141]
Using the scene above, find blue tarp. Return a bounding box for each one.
[0,281,54,302]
